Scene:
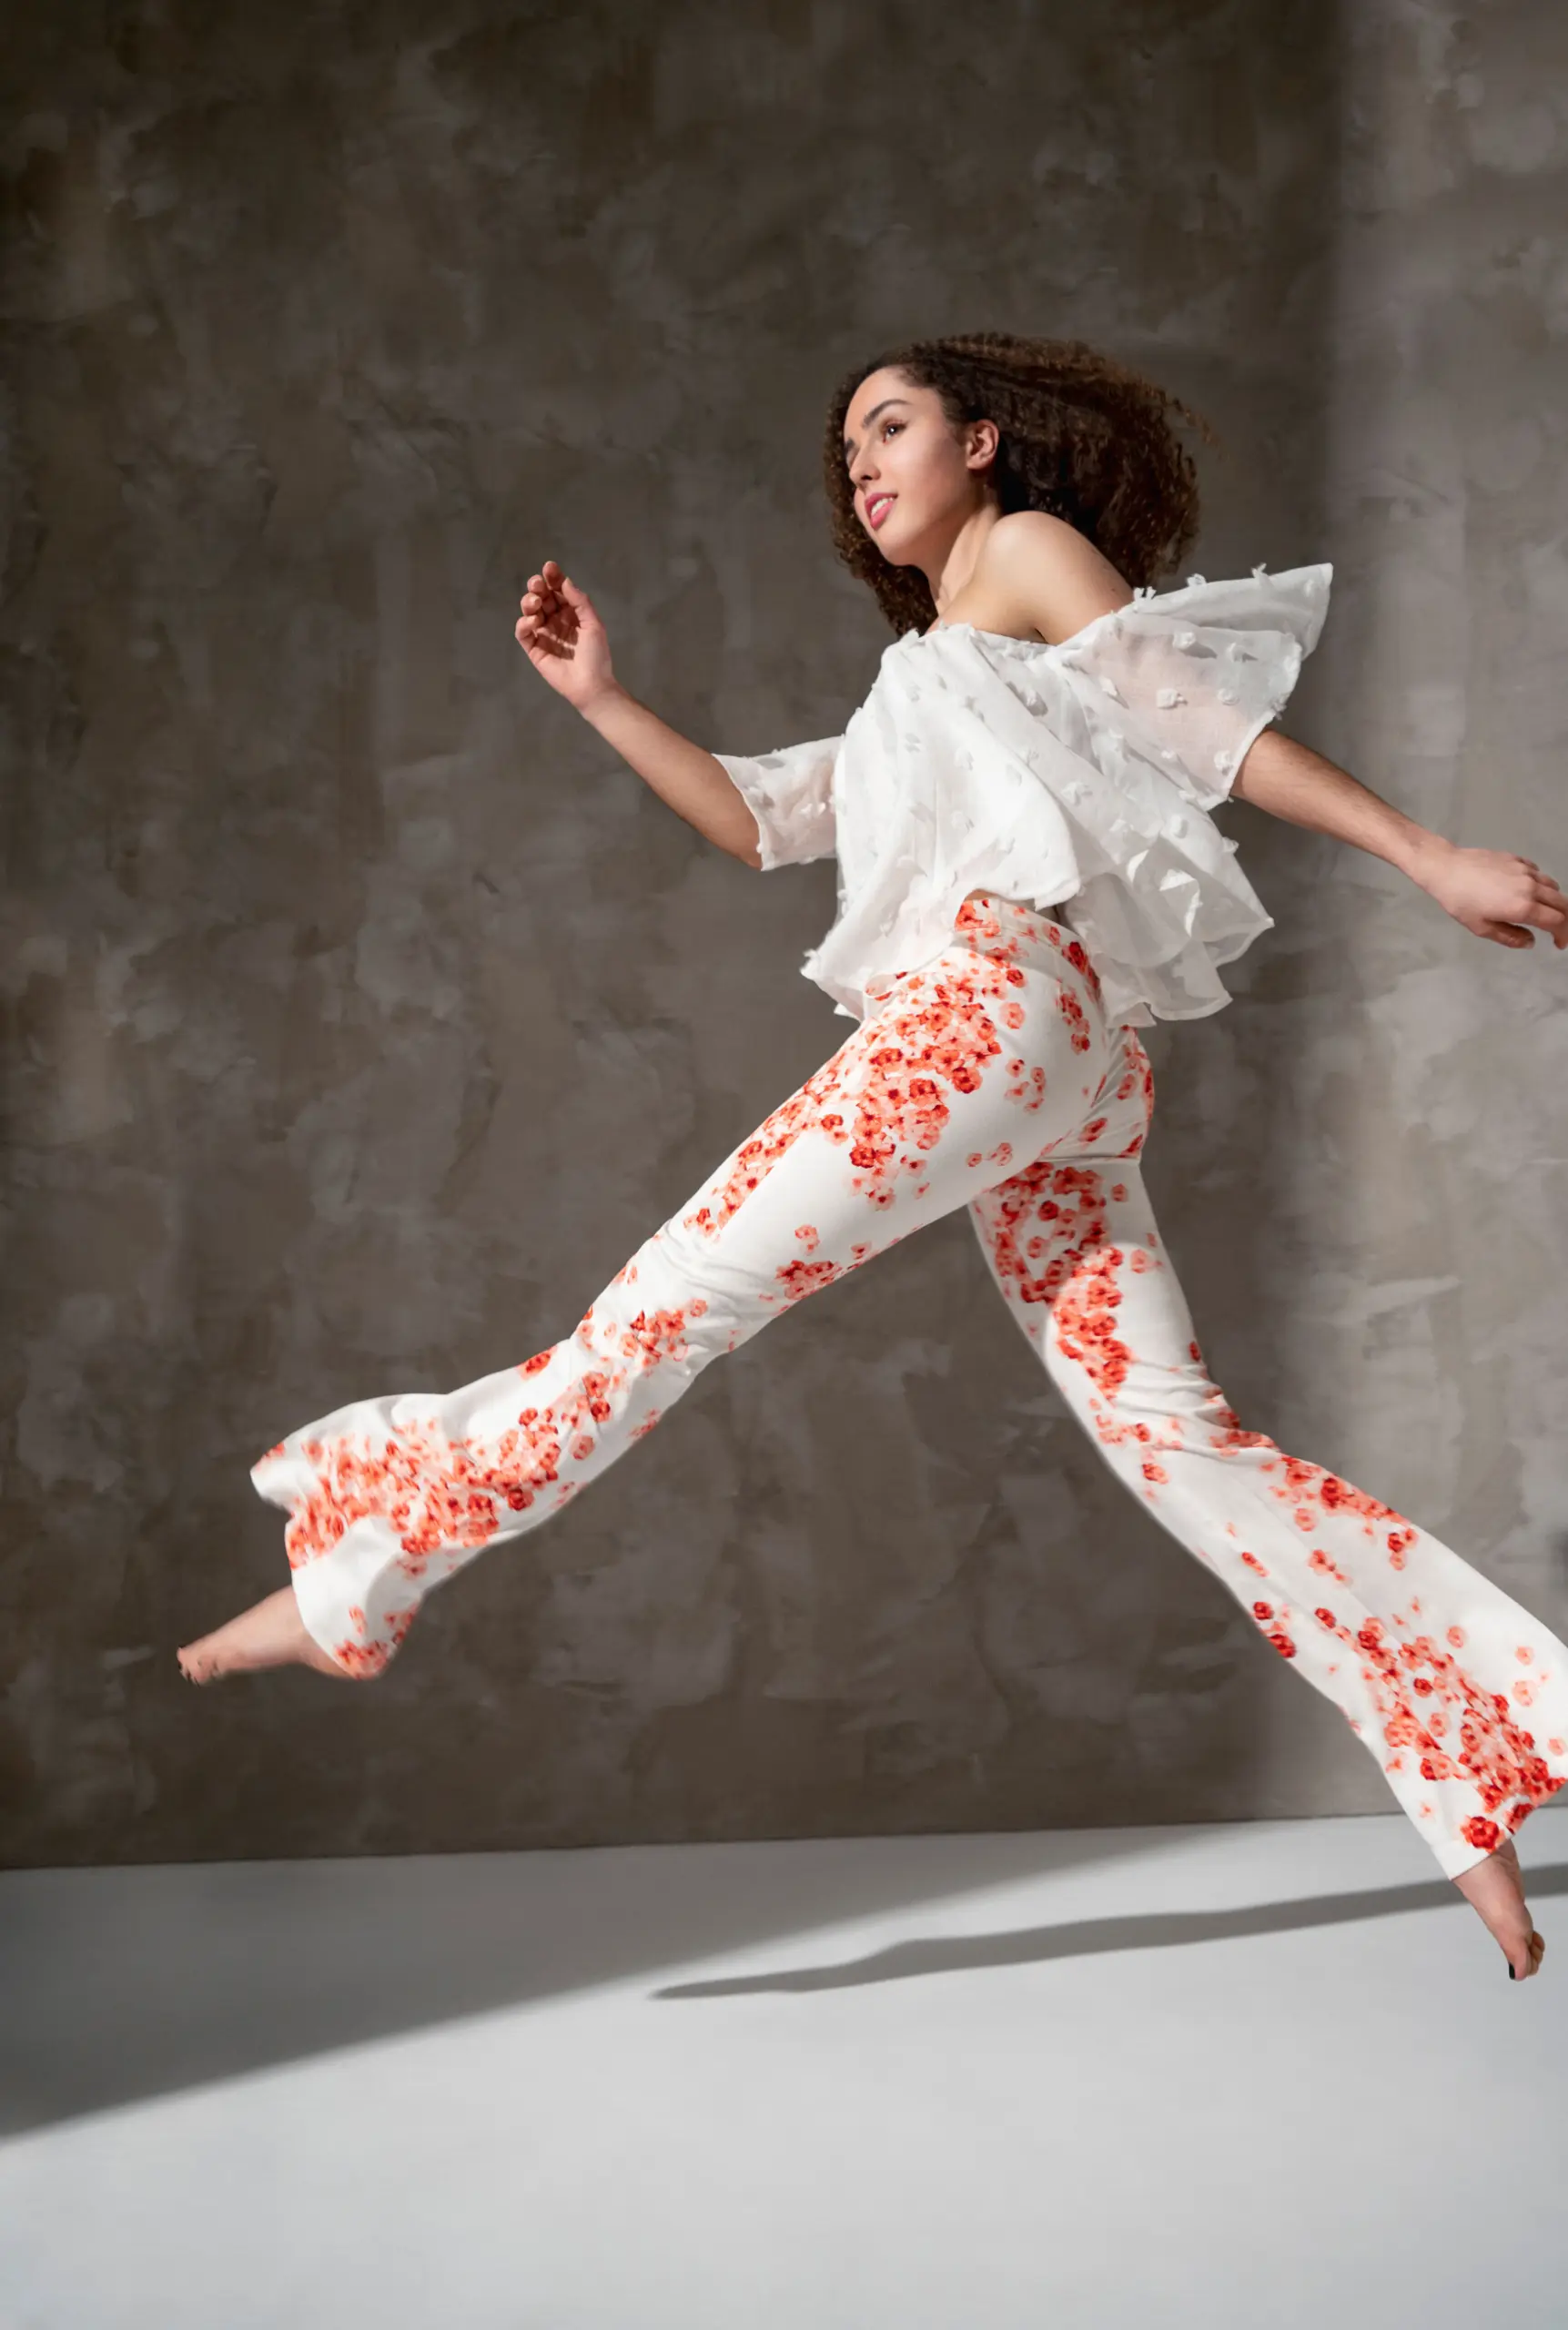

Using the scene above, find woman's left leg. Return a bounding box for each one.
[182,892,1125,1681]
[967,1026,1568,1889]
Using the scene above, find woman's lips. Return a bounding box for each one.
[866,493,895,530]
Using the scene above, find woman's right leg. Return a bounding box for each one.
[967,1074,1568,1900]
[182,892,1120,1680]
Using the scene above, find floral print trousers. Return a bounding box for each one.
[253,891,1568,1879]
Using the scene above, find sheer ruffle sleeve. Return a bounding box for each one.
[1056,562,1332,812]
[712,734,841,870]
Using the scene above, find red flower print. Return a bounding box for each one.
[331,1639,392,1678]
[1208,1409,1278,1454]
[681,938,1045,1231]
[622,1302,709,1367]
[276,1293,718,1580]
[1057,986,1093,1054]
[773,1257,847,1303]
[1307,1600,1566,1835]
[1267,1455,1412,1544]
[329,1602,415,1678]
[979,1159,1140,1419]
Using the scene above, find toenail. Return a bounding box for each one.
[1509,1965,1516,1978]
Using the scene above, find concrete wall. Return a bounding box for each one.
[4,0,1563,1866]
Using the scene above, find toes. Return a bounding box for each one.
[1510,1931,1546,1980]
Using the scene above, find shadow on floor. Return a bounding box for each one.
[655,1860,1568,1994]
[5,1823,1559,2139]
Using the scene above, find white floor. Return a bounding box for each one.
[4,1802,1567,2329]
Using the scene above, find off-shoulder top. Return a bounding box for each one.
[713,562,1331,1028]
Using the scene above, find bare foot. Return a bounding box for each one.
[177,1587,353,1684]
[1452,1834,1546,1980]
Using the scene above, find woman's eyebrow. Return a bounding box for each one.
[843,397,910,461]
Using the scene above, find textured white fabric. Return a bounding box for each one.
[713,563,1332,1027]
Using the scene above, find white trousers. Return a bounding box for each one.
[253,891,1568,1878]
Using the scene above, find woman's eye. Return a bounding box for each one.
[846,420,903,479]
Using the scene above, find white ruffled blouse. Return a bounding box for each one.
[713,562,1331,1028]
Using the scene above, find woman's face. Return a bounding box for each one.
[842,369,996,562]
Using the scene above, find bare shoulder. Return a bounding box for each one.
[976,511,1135,644]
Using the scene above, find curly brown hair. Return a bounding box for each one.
[823,330,1220,636]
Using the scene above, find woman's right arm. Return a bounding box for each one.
[516,560,837,871]
[579,683,765,868]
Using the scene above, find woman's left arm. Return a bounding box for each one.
[977,512,1566,954]
[1233,725,1568,953]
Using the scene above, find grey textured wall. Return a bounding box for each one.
[4,0,1563,1867]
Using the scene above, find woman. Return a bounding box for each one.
[179,331,1568,1981]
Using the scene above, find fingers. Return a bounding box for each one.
[518,562,572,629]
[517,560,575,655]
[1528,876,1568,947]
[1513,855,1567,941]
[523,563,563,601]
[1472,856,1568,950]
[515,603,558,653]
[1512,889,1568,947]
[515,614,564,658]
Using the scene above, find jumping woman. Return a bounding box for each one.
[179,331,1568,1982]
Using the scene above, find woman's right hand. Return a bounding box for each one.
[514,561,618,711]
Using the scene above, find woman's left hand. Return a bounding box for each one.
[1414,839,1568,949]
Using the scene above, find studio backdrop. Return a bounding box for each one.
[4,0,1565,1864]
